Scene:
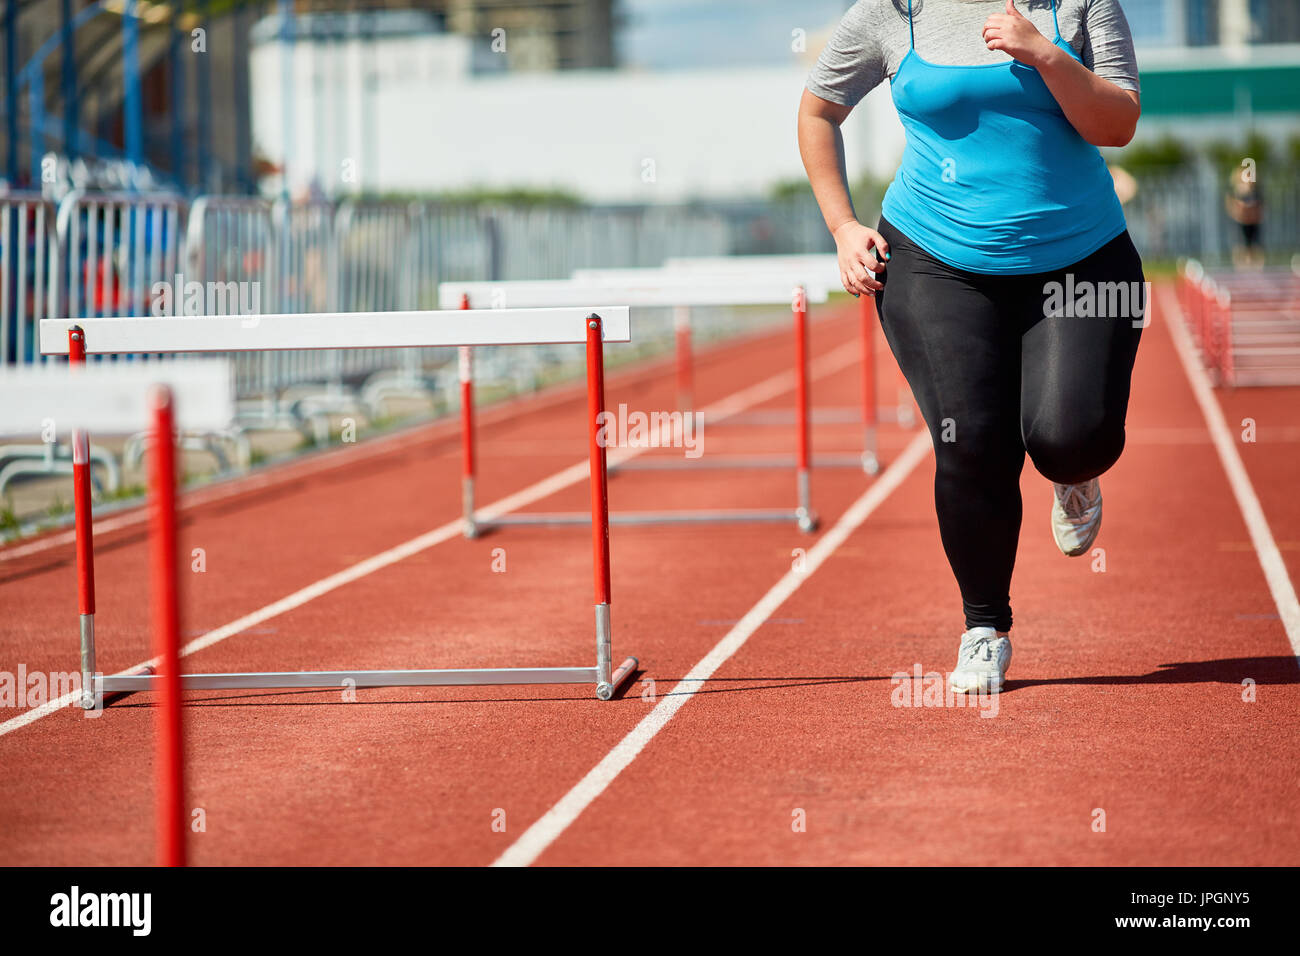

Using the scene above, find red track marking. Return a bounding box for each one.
[1165,284,1300,622]
[1157,284,1299,651]
[1216,385,1300,586]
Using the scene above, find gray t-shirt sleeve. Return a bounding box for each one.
[805,0,885,108]
[807,0,1140,104]
[1079,0,1140,93]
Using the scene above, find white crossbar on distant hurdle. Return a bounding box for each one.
[567,266,883,471]
[438,276,828,537]
[0,360,234,866]
[39,307,639,704]
[568,266,832,413]
[662,254,921,473]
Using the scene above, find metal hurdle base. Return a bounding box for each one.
[718,405,914,427]
[609,453,881,474]
[479,509,819,532]
[97,657,639,703]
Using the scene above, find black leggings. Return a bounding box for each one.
[875,217,1145,632]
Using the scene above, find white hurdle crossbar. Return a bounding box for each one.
[438,276,828,537]
[39,307,638,703]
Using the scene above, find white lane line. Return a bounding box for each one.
[491,427,934,868]
[0,341,864,739]
[1159,285,1300,656]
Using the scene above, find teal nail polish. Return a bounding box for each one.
[884,251,891,261]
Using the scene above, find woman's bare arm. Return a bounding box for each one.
[797,88,889,296]
[982,0,1140,147]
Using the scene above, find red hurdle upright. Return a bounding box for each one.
[458,293,478,538]
[586,315,624,695]
[793,287,815,533]
[148,386,185,867]
[68,328,98,711]
[859,294,880,475]
[673,305,693,412]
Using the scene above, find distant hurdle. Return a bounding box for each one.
[662,254,919,474]
[39,306,639,704]
[439,275,829,536]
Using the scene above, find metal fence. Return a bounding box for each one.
[1,192,807,442]
[0,194,58,366]
[4,172,1294,398]
[1125,165,1300,263]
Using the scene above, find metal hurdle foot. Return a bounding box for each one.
[478,509,809,529]
[95,659,640,702]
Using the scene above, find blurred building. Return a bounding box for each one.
[2,0,618,195]
[1118,0,1300,145]
[441,0,617,70]
[250,7,862,202]
[1122,0,1300,46]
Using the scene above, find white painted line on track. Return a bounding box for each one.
[491,427,934,867]
[0,341,864,739]
[1159,285,1300,656]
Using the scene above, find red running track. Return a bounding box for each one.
[0,288,1296,866]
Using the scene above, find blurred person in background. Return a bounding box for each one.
[1225,164,1264,270]
[797,0,1145,694]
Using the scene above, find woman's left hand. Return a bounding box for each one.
[982,0,1056,67]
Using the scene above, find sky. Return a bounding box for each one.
[616,1,1172,69]
[618,0,849,70]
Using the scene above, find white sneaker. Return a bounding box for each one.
[950,627,1012,694]
[1051,478,1102,557]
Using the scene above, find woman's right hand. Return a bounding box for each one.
[833,220,890,296]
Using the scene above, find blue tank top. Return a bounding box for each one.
[880,0,1127,275]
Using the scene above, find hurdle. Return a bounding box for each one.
[1178,260,1300,388]
[567,266,827,411]
[1,360,235,866]
[39,306,640,703]
[438,276,829,536]
[661,254,920,473]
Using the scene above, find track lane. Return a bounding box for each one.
[521,282,1300,866]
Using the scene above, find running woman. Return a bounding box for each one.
[798,0,1145,693]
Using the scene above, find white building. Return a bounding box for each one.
[249,10,901,202]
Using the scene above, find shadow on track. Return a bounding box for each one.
[1004,655,1300,692]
